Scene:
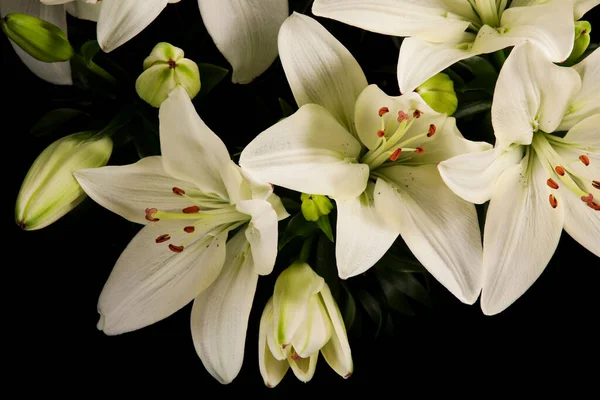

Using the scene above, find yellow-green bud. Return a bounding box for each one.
[415,73,458,116]
[300,193,333,222]
[564,21,591,66]
[15,132,113,231]
[135,42,201,108]
[1,13,74,62]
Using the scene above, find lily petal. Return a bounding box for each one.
[98,223,227,335]
[562,113,600,147]
[198,0,288,84]
[65,0,102,21]
[335,182,399,279]
[375,165,483,304]
[258,298,289,388]
[562,190,600,257]
[481,153,565,315]
[191,230,258,384]
[97,0,170,52]
[290,294,333,359]
[438,145,525,204]
[0,0,72,85]
[74,156,197,225]
[236,199,279,276]
[159,86,243,202]
[278,13,367,134]
[288,353,318,383]
[574,0,600,20]
[239,104,369,199]
[492,42,581,149]
[312,0,471,42]
[319,284,353,378]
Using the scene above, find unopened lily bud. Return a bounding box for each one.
[258,262,353,387]
[135,42,201,107]
[300,193,333,222]
[564,21,591,66]
[1,13,74,62]
[415,72,458,116]
[15,132,113,231]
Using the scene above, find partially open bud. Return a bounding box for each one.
[300,193,333,222]
[564,21,591,66]
[1,13,74,62]
[15,132,113,231]
[135,42,201,108]
[414,72,458,116]
[258,262,353,387]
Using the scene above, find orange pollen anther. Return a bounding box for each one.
[581,193,594,203]
[183,205,200,214]
[145,208,159,222]
[379,107,389,117]
[168,244,184,253]
[579,155,590,166]
[397,111,410,123]
[555,166,565,176]
[587,201,600,211]
[390,148,402,161]
[593,180,600,190]
[172,187,185,196]
[377,129,386,137]
[546,178,559,190]
[427,124,436,137]
[155,234,170,243]
[291,352,303,360]
[413,109,422,118]
[549,194,558,209]
[184,226,195,233]
[416,146,424,154]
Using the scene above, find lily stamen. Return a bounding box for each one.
[546,178,559,189]
[579,155,590,166]
[549,194,558,209]
[592,180,600,190]
[168,244,184,253]
[155,234,171,243]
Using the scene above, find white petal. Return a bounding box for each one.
[74,156,197,225]
[258,298,289,388]
[198,0,288,84]
[375,165,483,304]
[278,13,367,134]
[239,104,369,199]
[236,199,279,276]
[159,86,243,202]
[481,153,565,315]
[559,48,600,132]
[574,0,599,20]
[438,145,525,204]
[97,0,169,52]
[563,113,600,148]
[397,33,475,94]
[312,0,471,42]
[97,224,227,335]
[290,294,333,359]
[0,0,72,85]
[288,353,318,383]
[335,182,399,279]
[191,230,258,384]
[492,42,581,149]
[319,284,353,378]
[65,0,102,21]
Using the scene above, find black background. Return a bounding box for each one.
[4,1,599,392]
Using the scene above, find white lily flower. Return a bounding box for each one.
[258,262,353,387]
[94,0,289,83]
[240,13,491,304]
[312,0,598,93]
[438,43,600,315]
[74,86,288,384]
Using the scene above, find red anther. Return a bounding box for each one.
[378,107,389,117]
[555,166,565,176]
[549,194,558,209]
[427,124,436,137]
[145,208,159,222]
[413,109,422,119]
[546,178,559,190]
[581,193,594,203]
[377,129,386,137]
[416,146,424,154]
[182,205,200,214]
[593,180,600,190]
[397,111,410,123]
[155,234,171,243]
[587,201,600,211]
[184,226,195,233]
[168,244,184,253]
[291,352,303,360]
[579,155,590,166]
[389,148,402,161]
[172,187,185,196]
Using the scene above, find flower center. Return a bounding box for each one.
[144,186,250,252]
[360,106,436,170]
[531,133,599,211]
[467,0,506,27]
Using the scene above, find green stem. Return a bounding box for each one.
[491,49,506,70]
[88,60,117,84]
[298,235,316,263]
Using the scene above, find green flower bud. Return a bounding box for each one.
[564,21,591,66]
[300,193,333,222]
[1,13,74,62]
[135,42,201,108]
[415,72,458,116]
[15,132,113,231]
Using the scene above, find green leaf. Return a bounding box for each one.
[280,197,301,214]
[316,215,334,242]
[340,283,356,330]
[377,275,415,316]
[80,40,100,63]
[454,99,492,119]
[197,63,229,99]
[315,233,339,300]
[453,56,498,94]
[357,289,383,336]
[278,212,319,250]
[375,252,427,273]
[31,108,90,137]
[278,98,296,118]
[378,269,430,306]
